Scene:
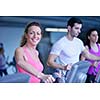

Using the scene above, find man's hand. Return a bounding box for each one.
[63,64,72,70]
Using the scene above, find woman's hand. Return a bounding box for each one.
[42,74,55,83]
[93,61,99,68]
[38,73,55,83]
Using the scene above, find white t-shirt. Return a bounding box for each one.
[50,36,85,65]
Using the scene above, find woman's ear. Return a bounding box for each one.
[88,36,90,40]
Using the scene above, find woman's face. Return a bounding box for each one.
[26,25,42,46]
[88,31,99,43]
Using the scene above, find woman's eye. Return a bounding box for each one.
[29,32,34,34]
[37,32,41,35]
[30,32,33,34]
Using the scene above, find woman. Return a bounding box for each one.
[0,43,8,76]
[15,22,55,83]
[81,28,100,83]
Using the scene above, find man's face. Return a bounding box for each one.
[68,23,82,37]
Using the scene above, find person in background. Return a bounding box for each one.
[0,43,8,76]
[15,22,55,83]
[47,17,100,83]
[81,28,100,83]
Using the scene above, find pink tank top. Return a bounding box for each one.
[87,44,100,75]
[16,48,43,83]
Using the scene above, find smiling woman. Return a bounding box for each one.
[15,22,55,83]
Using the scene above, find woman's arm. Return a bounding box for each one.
[81,46,99,67]
[15,47,55,83]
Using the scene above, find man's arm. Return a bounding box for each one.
[47,54,65,70]
[83,48,100,61]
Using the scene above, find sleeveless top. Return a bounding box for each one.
[16,47,43,83]
[87,44,100,76]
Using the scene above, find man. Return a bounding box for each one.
[47,17,100,83]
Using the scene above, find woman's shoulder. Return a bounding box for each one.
[98,43,100,47]
[85,45,89,50]
[16,47,23,51]
[15,47,24,54]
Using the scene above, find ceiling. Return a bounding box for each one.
[0,16,100,33]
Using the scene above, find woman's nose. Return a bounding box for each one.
[79,29,81,33]
[33,33,37,38]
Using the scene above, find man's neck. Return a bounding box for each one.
[66,33,74,41]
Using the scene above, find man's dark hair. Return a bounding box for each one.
[67,17,83,27]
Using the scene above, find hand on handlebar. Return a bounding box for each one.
[63,63,72,70]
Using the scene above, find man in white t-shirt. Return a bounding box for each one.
[47,17,100,83]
